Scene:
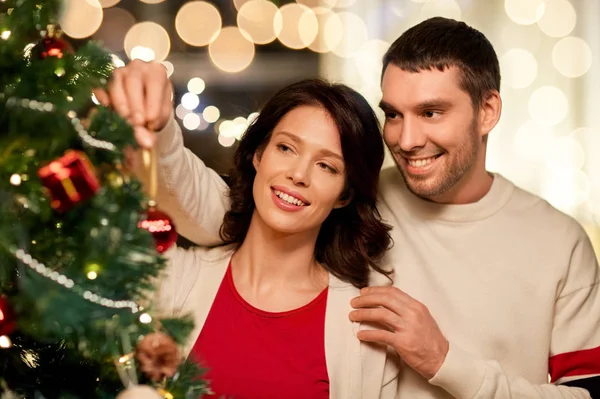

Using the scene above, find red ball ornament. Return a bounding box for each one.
[138,207,177,253]
[0,296,17,336]
[35,35,73,59]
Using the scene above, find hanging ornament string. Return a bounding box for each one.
[13,248,141,313]
[138,143,177,254]
[0,93,116,152]
[142,146,158,207]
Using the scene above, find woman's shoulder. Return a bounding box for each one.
[168,243,236,265]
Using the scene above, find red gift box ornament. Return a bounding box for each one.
[38,150,101,212]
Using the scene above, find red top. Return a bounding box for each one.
[190,263,330,399]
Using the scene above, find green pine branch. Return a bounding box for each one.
[0,0,208,397]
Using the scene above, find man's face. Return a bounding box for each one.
[380,64,485,202]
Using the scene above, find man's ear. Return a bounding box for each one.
[333,189,353,209]
[478,90,502,138]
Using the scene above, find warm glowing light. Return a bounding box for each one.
[237,0,278,44]
[130,46,155,62]
[208,27,255,73]
[500,48,538,89]
[124,22,171,62]
[528,86,568,127]
[552,37,593,78]
[308,7,339,53]
[181,93,200,110]
[10,174,22,186]
[326,12,367,58]
[354,40,390,86]
[176,104,190,119]
[274,4,318,49]
[0,336,12,348]
[537,0,576,38]
[504,0,545,25]
[183,113,201,130]
[161,61,174,77]
[218,134,236,147]
[59,0,104,39]
[203,106,220,123]
[93,7,135,52]
[139,313,152,324]
[99,0,120,7]
[188,77,206,94]
[175,1,222,47]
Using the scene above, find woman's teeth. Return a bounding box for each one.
[274,190,305,206]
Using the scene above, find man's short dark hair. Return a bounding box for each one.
[383,17,501,107]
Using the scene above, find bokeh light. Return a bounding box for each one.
[187,77,206,95]
[218,134,236,147]
[552,37,593,78]
[528,86,568,127]
[59,0,103,39]
[542,169,590,212]
[354,40,390,86]
[513,120,553,162]
[161,60,174,77]
[504,0,545,25]
[309,8,341,53]
[274,4,318,50]
[297,0,333,9]
[203,106,220,123]
[130,46,155,62]
[326,11,367,58]
[537,0,576,38]
[233,0,252,10]
[175,1,222,47]
[99,0,120,7]
[183,113,201,130]
[208,27,255,73]
[237,0,278,45]
[93,7,135,52]
[324,0,357,7]
[124,22,171,62]
[544,136,585,172]
[500,48,538,89]
[500,24,543,54]
[181,93,200,110]
[176,104,190,120]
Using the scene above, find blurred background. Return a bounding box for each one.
[57,0,599,255]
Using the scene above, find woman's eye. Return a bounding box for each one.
[277,144,291,152]
[318,163,337,174]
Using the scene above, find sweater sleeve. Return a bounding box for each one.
[153,245,202,318]
[429,226,600,399]
[143,114,230,246]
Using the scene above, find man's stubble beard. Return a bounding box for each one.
[392,119,480,200]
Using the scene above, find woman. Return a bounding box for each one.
[156,79,399,398]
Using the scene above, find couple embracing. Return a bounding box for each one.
[96,17,599,399]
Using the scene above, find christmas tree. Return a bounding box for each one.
[0,0,208,397]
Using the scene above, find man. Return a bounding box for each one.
[96,17,599,398]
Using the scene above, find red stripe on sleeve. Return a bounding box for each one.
[548,346,600,382]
